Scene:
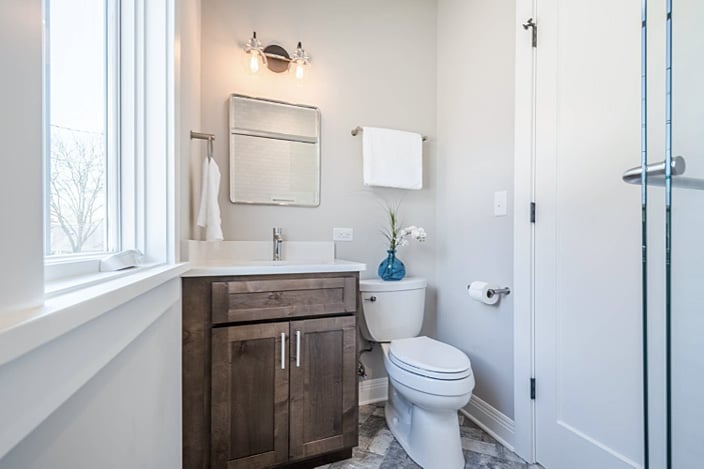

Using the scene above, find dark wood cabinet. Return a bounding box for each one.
[211,322,290,469]
[289,316,357,460]
[183,272,359,469]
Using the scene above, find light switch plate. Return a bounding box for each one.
[494,191,508,217]
[333,227,354,241]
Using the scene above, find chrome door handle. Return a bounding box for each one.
[281,332,286,369]
[296,330,301,368]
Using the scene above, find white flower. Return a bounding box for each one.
[381,205,428,250]
[412,227,427,242]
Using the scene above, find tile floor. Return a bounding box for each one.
[316,403,543,469]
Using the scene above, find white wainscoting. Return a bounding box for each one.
[0,277,183,467]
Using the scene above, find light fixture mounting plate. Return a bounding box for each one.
[263,45,290,73]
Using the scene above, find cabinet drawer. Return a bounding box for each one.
[212,276,357,324]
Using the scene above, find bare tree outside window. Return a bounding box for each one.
[49,125,106,255]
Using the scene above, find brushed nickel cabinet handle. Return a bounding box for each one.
[281,332,286,369]
[296,330,301,368]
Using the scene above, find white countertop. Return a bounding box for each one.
[183,259,366,277]
[181,240,366,277]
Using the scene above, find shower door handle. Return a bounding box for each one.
[622,156,686,185]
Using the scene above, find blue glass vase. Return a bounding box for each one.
[378,249,406,281]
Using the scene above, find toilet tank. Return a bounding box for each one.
[359,277,427,342]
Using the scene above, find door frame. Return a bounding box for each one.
[512,0,545,463]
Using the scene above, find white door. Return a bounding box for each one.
[532,1,644,467]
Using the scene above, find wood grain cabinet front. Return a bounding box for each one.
[211,322,290,469]
[288,316,358,461]
[211,277,357,324]
[184,273,361,469]
[211,316,357,469]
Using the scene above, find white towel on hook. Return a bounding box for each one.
[196,157,224,241]
[362,126,423,190]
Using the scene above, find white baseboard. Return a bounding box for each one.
[359,377,388,405]
[358,380,515,454]
[461,395,515,451]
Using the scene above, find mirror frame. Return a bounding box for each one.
[228,93,321,207]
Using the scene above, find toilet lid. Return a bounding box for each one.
[389,336,472,380]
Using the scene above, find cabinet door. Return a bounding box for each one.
[211,323,289,469]
[289,316,358,460]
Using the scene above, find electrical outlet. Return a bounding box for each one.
[494,191,508,217]
[333,227,354,242]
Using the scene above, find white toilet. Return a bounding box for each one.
[359,277,475,469]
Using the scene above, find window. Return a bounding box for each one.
[44,0,175,284]
[46,0,119,258]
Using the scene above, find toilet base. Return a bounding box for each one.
[385,380,466,469]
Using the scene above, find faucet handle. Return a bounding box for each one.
[273,227,283,237]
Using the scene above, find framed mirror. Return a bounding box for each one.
[229,94,321,206]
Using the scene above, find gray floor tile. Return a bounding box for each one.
[315,404,542,469]
[328,448,384,469]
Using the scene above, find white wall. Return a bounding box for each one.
[199,0,438,378]
[436,0,517,420]
[0,280,182,469]
[0,0,44,314]
[0,1,186,466]
[176,0,201,252]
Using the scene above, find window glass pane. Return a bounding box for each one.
[48,0,108,255]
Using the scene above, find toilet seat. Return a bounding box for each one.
[388,336,472,380]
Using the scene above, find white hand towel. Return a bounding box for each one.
[196,158,224,241]
[362,126,423,190]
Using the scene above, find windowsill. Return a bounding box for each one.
[45,263,160,298]
[0,262,189,368]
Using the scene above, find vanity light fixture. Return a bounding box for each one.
[290,42,310,80]
[244,31,266,73]
[242,32,311,79]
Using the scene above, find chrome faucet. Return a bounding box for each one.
[273,227,283,261]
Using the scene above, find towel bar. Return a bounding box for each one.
[351,126,428,142]
[190,131,215,160]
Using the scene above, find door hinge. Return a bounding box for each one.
[530,202,536,223]
[522,18,537,48]
[530,378,536,400]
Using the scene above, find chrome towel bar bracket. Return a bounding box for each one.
[351,126,428,142]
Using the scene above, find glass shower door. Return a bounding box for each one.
[669,0,704,467]
[633,0,704,467]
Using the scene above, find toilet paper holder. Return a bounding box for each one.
[466,285,512,298]
[487,287,511,298]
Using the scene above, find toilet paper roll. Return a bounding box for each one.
[467,281,500,305]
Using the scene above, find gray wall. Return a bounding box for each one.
[199,0,439,378]
[436,0,517,418]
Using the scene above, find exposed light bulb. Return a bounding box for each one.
[295,62,304,80]
[249,52,260,73]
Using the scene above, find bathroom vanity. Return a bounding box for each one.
[181,245,365,469]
